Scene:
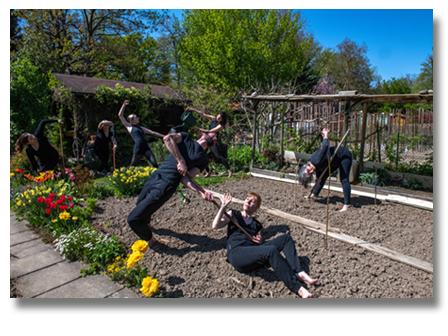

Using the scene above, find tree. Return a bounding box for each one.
[413,52,433,92]
[178,9,311,93]
[10,9,22,53]
[16,9,164,77]
[10,58,52,150]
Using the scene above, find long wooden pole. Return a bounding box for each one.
[113,150,116,171]
[307,128,351,199]
[184,171,255,242]
[325,155,331,249]
[59,124,65,171]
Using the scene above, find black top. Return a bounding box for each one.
[226,209,262,252]
[25,119,59,172]
[156,132,209,186]
[130,125,150,154]
[208,120,221,140]
[309,138,352,175]
[94,128,113,151]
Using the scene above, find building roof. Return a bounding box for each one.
[52,73,183,100]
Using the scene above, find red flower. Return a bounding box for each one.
[37,197,44,203]
[50,203,57,209]
[49,193,55,199]
[26,185,30,188]
[56,199,63,204]
[69,204,74,208]
[60,205,68,211]
[60,195,66,202]
[46,209,51,215]
[242,175,246,179]
[15,169,23,173]
[68,196,73,201]
[45,198,51,203]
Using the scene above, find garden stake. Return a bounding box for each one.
[307,128,351,199]
[113,150,116,171]
[59,123,65,171]
[325,155,331,249]
[375,164,378,205]
[184,171,256,243]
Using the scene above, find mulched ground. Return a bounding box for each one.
[90,176,433,298]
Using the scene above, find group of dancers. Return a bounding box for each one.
[14,100,355,298]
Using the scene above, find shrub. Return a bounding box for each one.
[360,168,391,187]
[108,166,156,196]
[403,178,422,190]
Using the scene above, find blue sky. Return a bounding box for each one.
[156,9,433,82]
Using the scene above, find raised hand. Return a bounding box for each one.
[321,128,330,138]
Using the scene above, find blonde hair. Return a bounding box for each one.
[247,192,262,210]
[127,114,137,122]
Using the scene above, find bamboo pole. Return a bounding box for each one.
[325,155,331,249]
[59,123,65,171]
[374,164,378,206]
[113,150,116,171]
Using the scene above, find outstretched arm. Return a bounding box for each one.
[118,100,132,132]
[313,128,330,165]
[186,107,215,121]
[180,167,214,201]
[212,193,232,229]
[192,124,222,133]
[141,127,165,139]
[34,119,61,137]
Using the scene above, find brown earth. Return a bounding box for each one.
[90,176,433,298]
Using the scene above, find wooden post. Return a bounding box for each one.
[358,103,369,178]
[280,103,285,167]
[325,155,331,249]
[251,103,258,168]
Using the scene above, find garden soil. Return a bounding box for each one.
[90,177,433,298]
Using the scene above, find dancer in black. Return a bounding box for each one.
[213,192,317,298]
[127,131,217,247]
[298,128,353,212]
[187,107,232,178]
[15,119,63,173]
[93,120,117,173]
[118,100,164,169]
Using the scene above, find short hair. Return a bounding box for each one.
[203,133,217,148]
[127,114,137,122]
[298,163,313,188]
[247,192,262,210]
[217,112,227,126]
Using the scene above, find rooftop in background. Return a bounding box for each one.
[51,73,182,100]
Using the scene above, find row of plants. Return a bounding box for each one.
[359,168,429,191]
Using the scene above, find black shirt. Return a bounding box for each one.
[94,128,113,151]
[226,209,262,252]
[25,119,59,172]
[209,120,221,141]
[309,138,351,174]
[155,132,209,186]
[130,125,150,154]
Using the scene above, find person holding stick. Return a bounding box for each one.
[187,107,232,178]
[298,128,353,212]
[127,130,217,247]
[118,100,164,169]
[213,192,318,298]
[93,120,117,173]
[15,119,64,173]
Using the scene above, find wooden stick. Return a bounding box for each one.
[184,171,255,242]
[307,128,351,199]
[325,155,331,249]
[59,123,65,171]
[375,164,378,206]
[113,150,116,171]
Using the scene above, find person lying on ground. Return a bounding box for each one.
[298,127,353,212]
[15,119,64,174]
[127,130,218,247]
[213,191,318,298]
[187,107,232,178]
[118,100,164,169]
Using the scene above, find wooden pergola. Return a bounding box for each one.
[244,92,433,177]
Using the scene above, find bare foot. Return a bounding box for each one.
[227,170,232,178]
[339,204,350,212]
[204,172,210,178]
[304,194,317,199]
[298,287,313,298]
[297,272,318,286]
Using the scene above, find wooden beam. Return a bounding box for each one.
[280,103,285,167]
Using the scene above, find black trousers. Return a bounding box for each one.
[313,153,352,205]
[94,147,109,171]
[205,143,230,172]
[227,234,305,294]
[39,157,59,172]
[127,172,177,240]
[127,149,158,169]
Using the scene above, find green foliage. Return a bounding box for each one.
[359,168,391,187]
[403,177,422,190]
[10,152,32,174]
[228,145,265,168]
[413,52,433,92]
[10,58,52,150]
[179,9,310,91]
[54,227,125,269]
[108,166,156,196]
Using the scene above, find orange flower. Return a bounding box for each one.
[35,177,43,183]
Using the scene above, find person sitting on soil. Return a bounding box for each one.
[187,107,232,178]
[213,191,318,298]
[93,120,117,174]
[127,130,218,247]
[118,100,164,169]
[15,119,64,174]
[298,127,353,212]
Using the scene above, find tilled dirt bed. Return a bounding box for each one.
[90,177,433,298]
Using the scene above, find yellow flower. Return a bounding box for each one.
[126,251,144,268]
[131,240,149,253]
[140,276,159,297]
[59,211,71,220]
[10,173,15,178]
[16,200,22,206]
[115,256,121,261]
[115,268,120,272]
[72,217,78,220]
[52,219,58,223]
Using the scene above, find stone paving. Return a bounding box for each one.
[10,211,140,298]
